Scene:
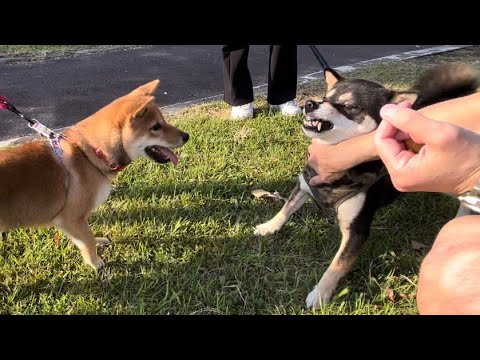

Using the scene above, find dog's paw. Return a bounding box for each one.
[88,257,105,270]
[306,286,321,309]
[306,286,332,309]
[254,221,280,236]
[95,237,111,247]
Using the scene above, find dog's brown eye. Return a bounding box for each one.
[151,123,162,131]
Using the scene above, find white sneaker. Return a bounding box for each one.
[270,100,302,116]
[231,102,254,120]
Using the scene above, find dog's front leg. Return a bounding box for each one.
[59,219,106,270]
[254,176,310,236]
[306,192,370,308]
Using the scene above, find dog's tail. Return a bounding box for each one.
[413,63,480,109]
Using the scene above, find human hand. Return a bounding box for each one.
[307,140,348,185]
[306,102,413,186]
[374,104,480,195]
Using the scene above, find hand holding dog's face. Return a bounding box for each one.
[302,69,419,145]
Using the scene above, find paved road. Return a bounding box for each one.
[0,45,436,141]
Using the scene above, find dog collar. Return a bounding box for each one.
[94,148,126,172]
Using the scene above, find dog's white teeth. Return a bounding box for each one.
[312,121,319,127]
[304,120,314,127]
[318,123,322,131]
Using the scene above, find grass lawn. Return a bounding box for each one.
[0,45,141,60]
[0,46,478,315]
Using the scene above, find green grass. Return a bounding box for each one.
[0,45,86,55]
[0,45,139,59]
[0,46,478,315]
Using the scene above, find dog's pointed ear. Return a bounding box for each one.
[129,80,160,97]
[131,96,155,119]
[390,91,419,105]
[324,68,342,92]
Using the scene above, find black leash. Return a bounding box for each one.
[308,45,331,70]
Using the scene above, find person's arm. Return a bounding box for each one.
[308,93,480,185]
[375,104,480,195]
[419,93,480,133]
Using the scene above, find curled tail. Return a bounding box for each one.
[413,63,480,109]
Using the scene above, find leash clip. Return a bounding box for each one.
[28,119,64,159]
[28,119,57,139]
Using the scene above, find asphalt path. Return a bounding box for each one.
[0,45,436,141]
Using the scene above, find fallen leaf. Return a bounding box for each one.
[251,189,286,202]
[53,233,61,248]
[387,289,396,302]
[252,189,272,198]
[412,240,429,250]
[399,293,416,300]
[273,191,286,201]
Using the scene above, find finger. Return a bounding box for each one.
[375,119,404,161]
[394,130,411,142]
[379,101,412,142]
[309,175,325,186]
[393,102,424,152]
[309,172,344,186]
[397,100,413,109]
[376,114,400,142]
[380,104,444,146]
[375,120,416,172]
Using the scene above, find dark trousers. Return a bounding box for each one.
[222,45,298,106]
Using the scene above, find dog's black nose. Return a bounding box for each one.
[304,100,319,113]
[182,132,189,143]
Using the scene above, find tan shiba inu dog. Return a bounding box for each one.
[0,80,189,270]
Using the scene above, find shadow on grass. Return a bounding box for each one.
[1,178,459,314]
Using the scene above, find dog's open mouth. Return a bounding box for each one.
[145,146,178,165]
[302,118,334,132]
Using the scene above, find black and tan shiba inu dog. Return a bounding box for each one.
[254,64,480,309]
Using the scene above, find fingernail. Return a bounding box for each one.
[380,104,398,119]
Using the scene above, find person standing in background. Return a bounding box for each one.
[222,45,302,120]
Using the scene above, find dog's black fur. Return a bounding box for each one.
[255,63,480,308]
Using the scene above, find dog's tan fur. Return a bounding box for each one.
[0,80,188,269]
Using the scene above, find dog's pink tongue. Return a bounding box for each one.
[160,147,179,165]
